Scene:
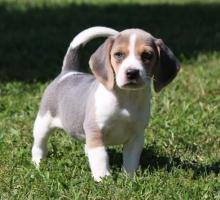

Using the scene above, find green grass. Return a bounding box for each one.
[0,0,220,199]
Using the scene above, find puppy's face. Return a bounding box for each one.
[89,29,180,92]
[110,30,158,89]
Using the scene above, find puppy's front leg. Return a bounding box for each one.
[122,132,144,174]
[85,133,110,182]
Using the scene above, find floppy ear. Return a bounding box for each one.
[153,39,180,92]
[89,37,115,90]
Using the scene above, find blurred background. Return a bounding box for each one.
[0,0,220,82]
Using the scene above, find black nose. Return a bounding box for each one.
[126,69,139,80]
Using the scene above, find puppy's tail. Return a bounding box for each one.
[62,26,118,72]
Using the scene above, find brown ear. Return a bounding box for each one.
[89,37,115,90]
[153,39,180,92]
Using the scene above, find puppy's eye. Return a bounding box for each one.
[141,52,153,62]
[114,52,125,61]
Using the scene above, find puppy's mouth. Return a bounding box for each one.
[120,80,146,90]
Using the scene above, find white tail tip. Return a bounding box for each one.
[70,26,119,49]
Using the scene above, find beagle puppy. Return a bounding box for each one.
[32,27,180,182]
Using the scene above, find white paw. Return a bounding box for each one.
[31,146,48,167]
[32,156,41,167]
[86,146,110,182]
[93,170,111,182]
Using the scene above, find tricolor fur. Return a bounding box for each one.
[32,26,180,182]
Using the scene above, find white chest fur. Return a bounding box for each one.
[94,84,151,145]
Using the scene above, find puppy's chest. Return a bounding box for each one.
[102,108,147,145]
[94,86,150,145]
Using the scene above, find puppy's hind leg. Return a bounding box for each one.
[32,112,52,167]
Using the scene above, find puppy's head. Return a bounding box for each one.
[89,29,180,92]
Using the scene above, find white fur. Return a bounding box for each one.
[51,116,63,129]
[32,112,63,166]
[116,34,148,88]
[70,26,118,49]
[95,84,118,130]
[95,83,150,145]
[59,71,83,83]
[94,84,131,145]
[86,146,110,182]
[94,84,131,143]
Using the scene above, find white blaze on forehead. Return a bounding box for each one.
[128,34,137,58]
[122,33,140,69]
[116,33,143,87]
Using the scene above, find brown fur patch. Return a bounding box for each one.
[110,34,130,74]
[89,38,115,90]
[135,35,159,77]
[86,131,104,148]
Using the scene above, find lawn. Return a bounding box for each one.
[0,0,219,199]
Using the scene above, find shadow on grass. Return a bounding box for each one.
[0,2,220,82]
[108,148,220,178]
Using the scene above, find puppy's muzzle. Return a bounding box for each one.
[123,68,146,89]
[126,69,140,81]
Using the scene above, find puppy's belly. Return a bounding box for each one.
[63,125,86,141]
